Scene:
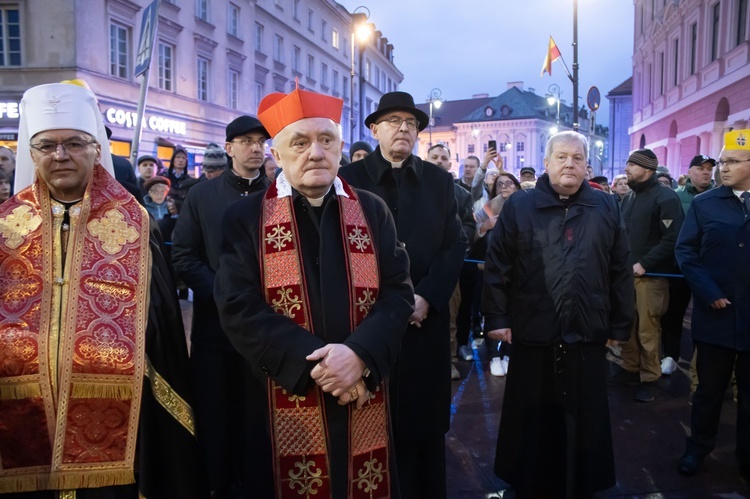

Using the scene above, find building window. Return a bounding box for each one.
[321,63,328,87]
[659,51,665,95]
[157,42,174,91]
[499,143,507,152]
[516,141,525,152]
[343,37,348,58]
[0,7,20,66]
[737,0,748,47]
[690,22,697,75]
[255,23,264,52]
[516,156,525,168]
[293,0,300,20]
[673,38,679,86]
[110,22,130,79]
[228,69,239,109]
[292,45,301,73]
[307,54,314,79]
[274,35,284,63]
[196,0,209,21]
[308,8,314,32]
[468,144,475,154]
[321,20,327,41]
[197,56,210,101]
[332,29,339,49]
[343,75,349,100]
[255,82,264,112]
[228,3,239,37]
[333,69,339,94]
[365,59,371,82]
[710,2,720,62]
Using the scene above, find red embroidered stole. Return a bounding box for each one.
[260,179,391,499]
[0,166,150,493]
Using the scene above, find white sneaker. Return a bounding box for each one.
[458,345,474,361]
[501,356,510,375]
[490,357,506,377]
[661,356,678,375]
[472,338,485,348]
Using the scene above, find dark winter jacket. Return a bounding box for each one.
[621,174,684,273]
[172,169,271,345]
[482,174,634,345]
[675,186,750,351]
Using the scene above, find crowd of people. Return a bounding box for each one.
[0,78,747,499]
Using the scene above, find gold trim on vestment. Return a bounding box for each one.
[145,356,196,436]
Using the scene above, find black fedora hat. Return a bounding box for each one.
[365,91,430,132]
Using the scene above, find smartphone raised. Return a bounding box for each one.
[488,140,497,151]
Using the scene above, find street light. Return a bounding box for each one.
[349,6,372,147]
[427,88,443,148]
[595,139,604,174]
[547,83,562,133]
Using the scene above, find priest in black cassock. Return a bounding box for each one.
[214,85,414,499]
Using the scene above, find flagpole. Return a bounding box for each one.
[572,0,579,131]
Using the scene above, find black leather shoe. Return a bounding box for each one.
[677,453,704,476]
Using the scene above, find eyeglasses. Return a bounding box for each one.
[716,159,750,168]
[230,138,266,148]
[496,180,516,188]
[376,117,420,130]
[30,139,97,155]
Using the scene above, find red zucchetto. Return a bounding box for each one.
[257,82,343,138]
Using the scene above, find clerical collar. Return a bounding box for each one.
[389,159,406,169]
[232,169,260,181]
[52,197,83,207]
[306,188,331,207]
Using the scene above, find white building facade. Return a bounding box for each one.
[0,0,403,170]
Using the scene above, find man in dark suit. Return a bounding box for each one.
[675,129,750,479]
[339,91,467,498]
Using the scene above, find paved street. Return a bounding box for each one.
[446,337,748,498]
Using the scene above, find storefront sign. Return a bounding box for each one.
[0,102,20,119]
[105,107,187,136]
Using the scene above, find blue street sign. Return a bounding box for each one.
[134,0,159,78]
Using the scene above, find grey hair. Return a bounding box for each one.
[544,131,588,162]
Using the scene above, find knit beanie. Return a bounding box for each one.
[349,141,373,161]
[627,149,658,170]
[202,143,228,169]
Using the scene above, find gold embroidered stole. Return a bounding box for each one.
[260,181,391,498]
[0,166,150,493]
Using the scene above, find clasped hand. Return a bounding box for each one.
[307,344,369,409]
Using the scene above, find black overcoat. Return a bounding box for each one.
[339,148,467,438]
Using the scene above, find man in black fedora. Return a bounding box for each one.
[339,91,467,498]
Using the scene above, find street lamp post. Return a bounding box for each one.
[547,83,562,133]
[427,88,443,148]
[349,6,371,147]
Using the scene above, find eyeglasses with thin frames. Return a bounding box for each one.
[230,138,266,148]
[496,180,515,188]
[376,117,420,130]
[716,159,750,168]
[30,139,97,156]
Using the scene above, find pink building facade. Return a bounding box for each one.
[631,0,750,177]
